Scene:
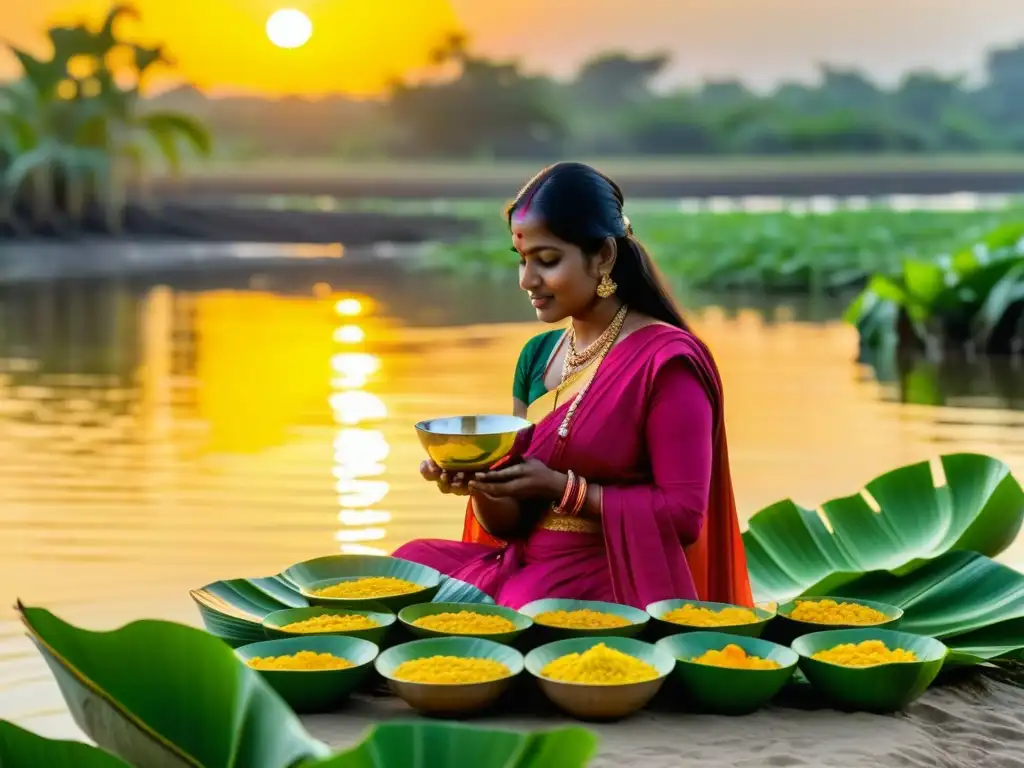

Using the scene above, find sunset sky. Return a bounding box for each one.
[2,0,1023,96]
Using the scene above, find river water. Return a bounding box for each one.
[1,270,1023,739]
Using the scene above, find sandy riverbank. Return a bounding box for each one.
[303,669,1024,768]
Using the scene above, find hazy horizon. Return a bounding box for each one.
[2,0,1023,95]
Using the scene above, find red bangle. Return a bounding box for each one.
[568,476,588,517]
[554,470,577,515]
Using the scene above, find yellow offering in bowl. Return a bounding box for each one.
[540,642,659,685]
[280,614,379,634]
[662,604,759,628]
[690,643,781,670]
[411,611,517,635]
[310,576,422,600]
[247,651,355,671]
[811,639,918,667]
[391,655,512,684]
[789,599,889,626]
[534,609,631,630]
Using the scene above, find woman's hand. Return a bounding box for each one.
[469,459,567,501]
[419,459,475,496]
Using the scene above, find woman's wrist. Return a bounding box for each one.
[548,470,571,504]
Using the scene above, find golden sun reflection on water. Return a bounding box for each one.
[330,298,390,555]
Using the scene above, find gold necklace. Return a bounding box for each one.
[557,305,628,439]
[561,304,628,384]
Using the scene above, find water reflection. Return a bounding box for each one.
[865,353,1024,411]
[330,297,391,554]
[3,276,1024,740]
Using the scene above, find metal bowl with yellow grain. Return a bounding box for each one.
[415,415,533,473]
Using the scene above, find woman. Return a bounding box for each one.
[394,162,753,610]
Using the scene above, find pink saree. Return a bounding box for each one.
[393,324,753,610]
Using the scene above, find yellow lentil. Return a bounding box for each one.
[280,614,379,633]
[392,655,511,684]
[662,604,759,628]
[311,576,422,599]
[811,639,918,667]
[541,642,659,685]
[534,609,631,630]
[411,611,517,635]
[247,651,354,671]
[690,643,780,670]
[789,599,889,626]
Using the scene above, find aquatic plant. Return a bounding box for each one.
[0,5,211,234]
[844,223,1024,354]
[419,199,1024,294]
[11,604,598,767]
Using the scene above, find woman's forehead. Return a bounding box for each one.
[510,213,556,244]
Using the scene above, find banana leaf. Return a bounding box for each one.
[830,551,1024,665]
[313,722,597,768]
[0,720,596,768]
[191,556,492,646]
[16,603,597,768]
[743,453,1024,602]
[18,601,332,767]
[0,720,131,767]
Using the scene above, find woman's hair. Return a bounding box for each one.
[505,161,690,331]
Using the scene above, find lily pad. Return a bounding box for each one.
[743,453,1024,602]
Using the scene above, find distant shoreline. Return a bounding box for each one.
[156,155,1024,199]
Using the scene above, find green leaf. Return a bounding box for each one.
[192,556,493,648]
[97,5,141,51]
[314,722,598,768]
[133,44,167,75]
[18,605,598,768]
[48,24,103,59]
[743,452,1024,602]
[17,602,333,768]
[142,111,213,162]
[902,259,947,304]
[2,140,62,194]
[10,48,66,98]
[972,258,1024,348]
[0,112,37,153]
[0,720,597,768]
[831,551,1024,663]
[863,273,908,305]
[0,720,131,768]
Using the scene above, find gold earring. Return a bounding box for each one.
[596,273,617,299]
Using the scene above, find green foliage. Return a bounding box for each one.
[0,4,212,233]
[171,37,1024,159]
[845,223,1024,352]
[9,603,598,768]
[423,201,1024,293]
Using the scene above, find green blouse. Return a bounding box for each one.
[512,330,564,406]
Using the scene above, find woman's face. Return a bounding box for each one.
[511,214,600,323]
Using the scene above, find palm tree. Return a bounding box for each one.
[0,4,212,234]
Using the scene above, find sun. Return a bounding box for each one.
[266,8,313,50]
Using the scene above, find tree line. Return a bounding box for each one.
[156,34,1024,160]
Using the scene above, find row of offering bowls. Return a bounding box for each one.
[259,594,904,650]
[236,595,948,720]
